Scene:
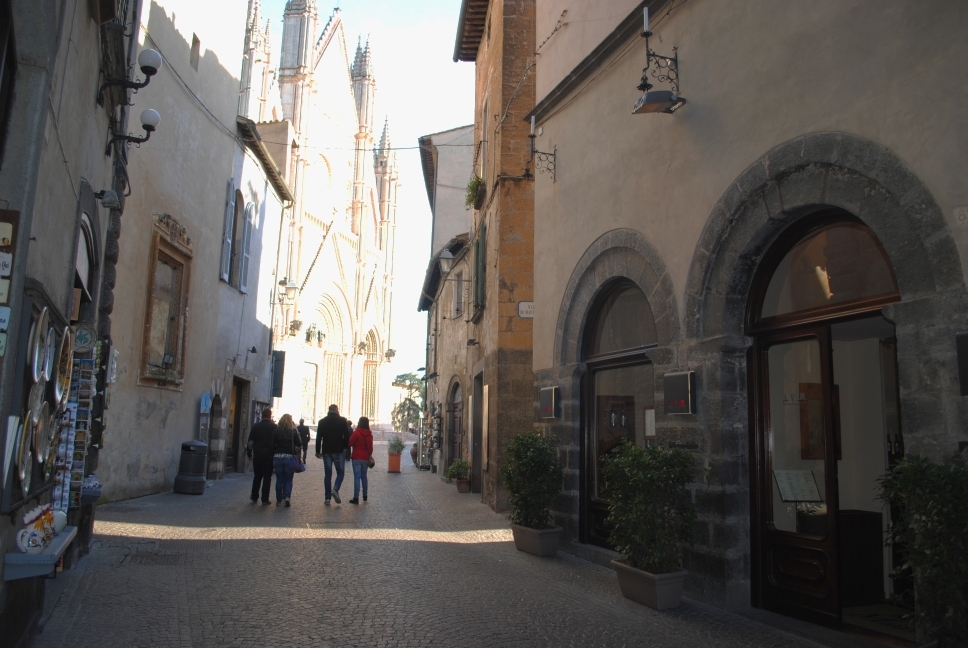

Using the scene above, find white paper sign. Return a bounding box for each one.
[517,301,534,318]
[773,470,823,502]
[0,332,6,356]
[0,252,11,277]
[0,306,9,331]
[0,279,9,304]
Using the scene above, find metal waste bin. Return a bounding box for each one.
[173,440,208,495]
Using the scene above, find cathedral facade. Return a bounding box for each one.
[243,1,399,425]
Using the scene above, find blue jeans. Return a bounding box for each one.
[352,459,369,499]
[273,456,295,502]
[322,453,345,500]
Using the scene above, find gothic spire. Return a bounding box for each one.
[351,36,374,80]
[378,118,391,154]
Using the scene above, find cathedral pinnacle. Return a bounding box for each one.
[351,36,374,80]
[378,118,391,154]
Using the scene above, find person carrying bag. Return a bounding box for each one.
[272,414,303,507]
[347,417,374,505]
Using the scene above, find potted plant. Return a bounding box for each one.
[387,434,405,473]
[601,442,697,610]
[465,175,485,210]
[878,452,968,647]
[500,431,563,557]
[444,460,470,492]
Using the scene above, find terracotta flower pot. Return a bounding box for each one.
[455,478,471,493]
[510,524,561,557]
[612,560,687,610]
[387,452,401,473]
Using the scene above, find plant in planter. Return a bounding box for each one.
[444,460,471,492]
[500,431,563,557]
[465,175,485,210]
[602,442,697,610]
[387,434,405,473]
[878,452,968,647]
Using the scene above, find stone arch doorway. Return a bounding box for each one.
[746,211,906,621]
[681,132,967,617]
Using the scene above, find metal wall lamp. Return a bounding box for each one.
[106,108,161,154]
[97,49,164,106]
[633,8,686,114]
[525,116,556,182]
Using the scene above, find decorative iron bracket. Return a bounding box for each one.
[525,134,556,182]
[637,31,680,95]
[97,75,151,107]
[105,129,152,156]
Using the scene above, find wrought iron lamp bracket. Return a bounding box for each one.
[97,75,151,107]
[105,129,152,156]
[637,32,680,95]
[526,134,556,182]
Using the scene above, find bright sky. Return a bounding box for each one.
[260,0,475,414]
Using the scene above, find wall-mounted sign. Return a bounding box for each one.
[0,252,11,277]
[664,371,696,414]
[0,306,10,331]
[517,301,534,318]
[773,469,823,503]
[539,386,560,419]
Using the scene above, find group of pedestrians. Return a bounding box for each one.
[246,404,374,507]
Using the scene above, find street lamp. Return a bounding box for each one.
[439,249,454,274]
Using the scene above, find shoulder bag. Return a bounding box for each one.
[288,429,306,473]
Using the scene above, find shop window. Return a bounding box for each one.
[582,280,658,547]
[140,213,192,388]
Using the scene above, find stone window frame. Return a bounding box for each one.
[139,213,193,390]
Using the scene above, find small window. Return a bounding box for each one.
[453,271,463,318]
[141,214,193,388]
[190,34,200,71]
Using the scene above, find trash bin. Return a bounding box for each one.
[173,440,208,495]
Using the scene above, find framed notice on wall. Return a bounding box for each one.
[481,384,489,469]
[773,469,823,503]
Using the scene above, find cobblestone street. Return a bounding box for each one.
[34,442,874,648]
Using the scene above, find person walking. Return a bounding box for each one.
[272,414,302,507]
[246,407,276,504]
[315,405,350,505]
[348,416,374,505]
[297,419,311,463]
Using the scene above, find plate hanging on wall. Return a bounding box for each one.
[30,307,49,383]
[42,326,56,382]
[53,326,73,410]
[17,413,30,485]
[27,381,45,425]
[34,401,50,462]
[73,323,97,354]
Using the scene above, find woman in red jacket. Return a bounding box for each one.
[347,417,374,504]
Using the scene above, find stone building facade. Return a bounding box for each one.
[448,0,536,509]
[528,0,968,633]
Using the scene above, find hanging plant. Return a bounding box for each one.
[465,175,485,209]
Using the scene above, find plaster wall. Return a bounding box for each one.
[532,0,968,371]
[101,0,247,500]
[428,125,475,258]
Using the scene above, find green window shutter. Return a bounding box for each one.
[239,203,254,293]
[220,179,235,282]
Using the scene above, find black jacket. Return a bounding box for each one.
[272,426,302,455]
[297,424,310,451]
[247,420,277,458]
[316,412,350,454]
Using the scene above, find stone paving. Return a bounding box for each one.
[35,441,841,648]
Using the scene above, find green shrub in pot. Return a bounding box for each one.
[602,442,697,574]
[500,431,563,529]
[387,434,405,455]
[878,451,968,647]
[443,459,469,484]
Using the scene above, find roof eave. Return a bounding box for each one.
[236,116,296,204]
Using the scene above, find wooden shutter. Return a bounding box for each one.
[271,350,286,397]
[474,224,486,308]
[239,202,253,293]
[220,179,235,282]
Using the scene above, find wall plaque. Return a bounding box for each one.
[539,386,560,419]
[664,371,696,414]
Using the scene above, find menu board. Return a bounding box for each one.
[773,469,823,502]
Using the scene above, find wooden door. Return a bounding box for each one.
[752,326,840,621]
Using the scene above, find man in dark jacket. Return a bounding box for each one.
[316,404,350,504]
[247,407,277,504]
[297,419,310,463]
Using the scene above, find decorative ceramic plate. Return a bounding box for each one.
[30,307,49,383]
[41,414,57,480]
[17,413,30,484]
[53,326,73,410]
[73,323,97,354]
[33,401,49,457]
[21,448,32,493]
[27,381,45,425]
[42,326,56,382]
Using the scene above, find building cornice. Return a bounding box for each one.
[453,0,490,62]
[237,116,296,203]
[525,0,670,125]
